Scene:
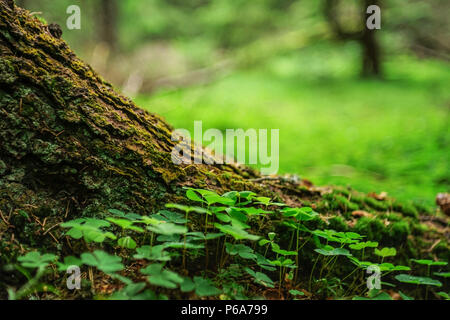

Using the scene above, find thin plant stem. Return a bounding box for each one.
[294,226,300,283]
[182,209,190,270]
[309,257,320,291]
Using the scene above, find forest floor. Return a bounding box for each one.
[136,50,450,207]
[1,6,448,300]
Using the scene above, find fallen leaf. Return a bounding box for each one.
[368,191,388,201]
[436,193,450,216]
[352,210,373,218]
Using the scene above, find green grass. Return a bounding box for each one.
[136,51,450,206]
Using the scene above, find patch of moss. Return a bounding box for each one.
[333,195,359,214]
[353,217,388,242]
[327,216,349,232]
[364,196,389,211]
[413,202,433,215]
[389,220,411,241]
[393,201,419,219]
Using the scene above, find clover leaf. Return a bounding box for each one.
[214,223,259,241]
[411,259,448,267]
[141,264,183,289]
[289,289,305,297]
[374,247,397,258]
[106,218,144,233]
[193,276,221,296]
[395,274,442,287]
[56,256,82,272]
[349,241,378,250]
[434,272,450,278]
[244,268,274,288]
[18,251,57,269]
[109,282,159,300]
[61,218,116,243]
[81,250,124,273]
[117,236,137,249]
[146,222,188,235]
[225,243,257,260]
[133,245,171,262]
[315,246,351,257]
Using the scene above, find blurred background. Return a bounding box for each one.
[17,0,449,206]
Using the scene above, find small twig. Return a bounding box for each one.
[89,267,94,288]
[0,209,10,226]
[248,177,281,182]
[43,223,60,235]
[32,215,44,227]
[427,239,441,253]
[48,232,59,244]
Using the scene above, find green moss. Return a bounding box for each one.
[394,202,419,219]
[335,188,351,197]
[380,212,403,222]
[0,58,17,84]
[389,220,410,241]
[0,160,6,175]
[333,195,359,213]
[354,217,387,242]
[411,222,428,234]
[315,200,329,212]
[327,216,349,232]
[363,196,389,211]
[413,202,433,215]
[434,241,450,262]
[349,193,365,205]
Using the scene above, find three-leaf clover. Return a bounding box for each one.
[61,218,116,243]
[18,251,57,269]
[81,250,124,273]
[395,274,442,287]
[374,247,397,258]
[133,245,171,261]
[225,243,257,260]
[140,264,183,289]
[117,236,137,249]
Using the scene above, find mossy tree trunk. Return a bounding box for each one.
[0,1,447,267]
[0,1,262,217]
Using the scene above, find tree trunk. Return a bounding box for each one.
[0,0,265,215]
[361,28,381,77]
[98,0,118,51]
[361,0,382,77]
[324,0,383,78]
[0,1,447,271]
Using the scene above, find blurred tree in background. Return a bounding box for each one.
[324,0,382,77]
[16,0,449,90]
[98,0,118,51]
